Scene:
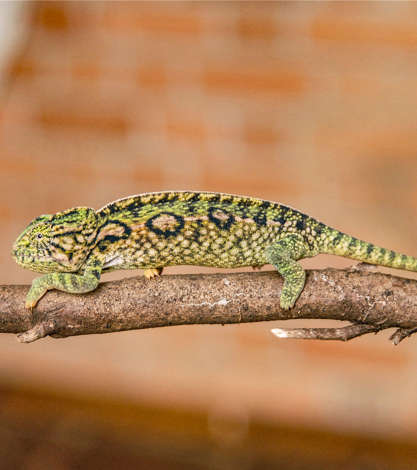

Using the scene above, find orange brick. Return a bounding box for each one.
[311,18,417,47]
[204,66,306,95]
[36,110,130,135]
[33,4,70,31]
[236,16,278,40]
[102,8,202,35]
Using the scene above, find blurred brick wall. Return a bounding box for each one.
[1,2,417,443]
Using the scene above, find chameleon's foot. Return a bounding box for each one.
[350,262,378,273]
[25,299,37,310]
[278,268,306,310]
[265,235,308,310]
[25,266,102,309]
[25,277,49,309]
[252,265,264,270]
[143,267,163,279]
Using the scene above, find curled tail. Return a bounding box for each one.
[318,227,417,272]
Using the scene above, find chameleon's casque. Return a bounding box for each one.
[12,191,417,309]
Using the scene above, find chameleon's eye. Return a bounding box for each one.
[36,233,43,239]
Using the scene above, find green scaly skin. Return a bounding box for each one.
[12,191,417,310]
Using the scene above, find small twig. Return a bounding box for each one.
[389,327,417,345]
[271,323,382,342]
[16,321,57,343]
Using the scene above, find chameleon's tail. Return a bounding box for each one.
[318,227,417,272]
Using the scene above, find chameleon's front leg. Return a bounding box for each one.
[265,234,308,310]
[25,256,104,309]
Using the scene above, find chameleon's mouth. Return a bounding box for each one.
[12,241,36,267]
[12,242,74,273]
[12,247,28,267]
[12,247,55,273]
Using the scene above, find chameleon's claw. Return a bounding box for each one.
[25,296,38,310]
[25,277,49,309]
[143,268,163,279]
[252,265,264,270]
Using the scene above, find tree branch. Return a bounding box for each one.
[1,268,416,344]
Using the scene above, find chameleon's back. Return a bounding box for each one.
[95,191,320,271]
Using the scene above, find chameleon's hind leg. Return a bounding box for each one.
[265,234,308,310]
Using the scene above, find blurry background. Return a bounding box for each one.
[1,2,417,469]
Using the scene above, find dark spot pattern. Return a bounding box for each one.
[259,201,271,211]
[207,207,235,230]
[295,217,306,231]
[235,204,251,220]
[108,203,123,215]
[52,209,79,224]
[348,237,357,248]
[253,212,267,226]
[97,220,132,251]
[49,241,65,251]
[272,206,290,225]
[145,212,185,237]
[274,215,286,225]
[186,193,201,204]
[332,232,343,245]
[55,229,83,238]
[91,269,101,280]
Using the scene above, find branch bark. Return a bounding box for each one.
[1,268,416,344]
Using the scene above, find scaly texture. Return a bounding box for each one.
[12,191,417,309]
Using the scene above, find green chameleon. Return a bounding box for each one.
[12,191,417,310]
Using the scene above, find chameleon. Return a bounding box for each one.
[12,191,417,310]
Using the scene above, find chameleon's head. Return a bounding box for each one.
[12,207,99,274]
